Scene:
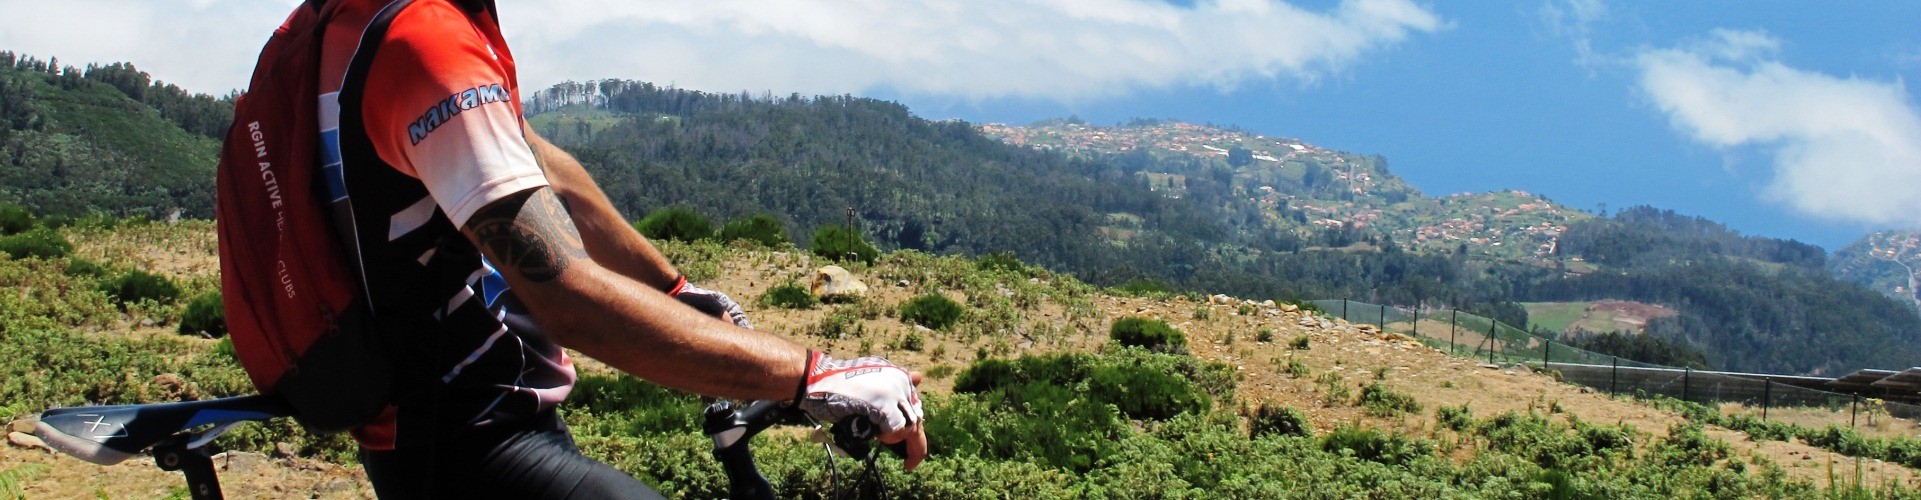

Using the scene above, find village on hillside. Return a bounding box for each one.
[980,121,1589,261]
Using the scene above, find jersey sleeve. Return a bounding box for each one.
[358,1,545,228]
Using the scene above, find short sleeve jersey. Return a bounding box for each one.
[318,0,575,450]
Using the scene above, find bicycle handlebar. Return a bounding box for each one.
[703,400,899,500]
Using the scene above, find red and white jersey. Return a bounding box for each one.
[316,0,575,450]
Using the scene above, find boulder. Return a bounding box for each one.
[9,418,34,434]
[1281,303,1300,313]
[810,266,869,299]
[213,451,270,473]
[8,431,50,452]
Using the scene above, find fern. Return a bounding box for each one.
[0,402,24,422]
[0,463,50,500]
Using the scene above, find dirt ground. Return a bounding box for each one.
[7,247,1917,496]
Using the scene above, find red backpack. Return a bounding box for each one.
[215,0,400,431]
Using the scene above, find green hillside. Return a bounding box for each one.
[1831,230,1921,313]
[0,52,229,221]
[4,220,1916,497]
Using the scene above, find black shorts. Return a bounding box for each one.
[360,410,663,499]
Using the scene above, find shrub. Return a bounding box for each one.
[807,310,862,339]
[63,257,110,278]
[757,282,818,310]
[1115,278,1172,296]
[1109,317,1186,354]
[954,352,1215,421]
[976,251,1024,273]
[899,293,964,330]
[100,270,181,306]
[1358,382,1422,417]
[1282,357,1310,377]
[0,204,34,235]
[1322,425,1432,465]
[633,206,713,242]
[1256,328,1275,343]
[0,227,71,259]
[1436,404,1474,431]
[901,332,926,351]
[1250,403,1314,438]
[212,337,237,361]
[718,213,788,247]
[810,224,880,264]
[1289,334,1311,350]
[179,292,226,337]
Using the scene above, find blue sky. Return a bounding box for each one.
[2,0,1917,250]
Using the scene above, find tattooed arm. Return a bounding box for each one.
[519,127,680,291]
[461,187,805,399]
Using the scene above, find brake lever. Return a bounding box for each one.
[826,416,909,460]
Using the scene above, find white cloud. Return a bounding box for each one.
[1538,0,1608,67]
[497,0,1443,99]
[1636,30,1921,227]
[0,0,302,93]
[0,0,1440,101]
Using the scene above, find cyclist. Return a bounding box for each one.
[294,0,926,497]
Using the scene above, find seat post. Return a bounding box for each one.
[153,436,223,500]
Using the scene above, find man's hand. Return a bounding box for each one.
[796,352,928,471]
[669,276,752,329]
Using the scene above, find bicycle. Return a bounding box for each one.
[35,395,898,499]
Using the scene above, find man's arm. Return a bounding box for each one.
[461,186,802,399]
[521,126,679,291]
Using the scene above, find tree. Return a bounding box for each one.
[1227,146,1253,167]
[633,206,713,242]
[810,224,879,264]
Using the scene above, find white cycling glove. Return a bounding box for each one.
[669,275,753,329]
[795,351,924,434]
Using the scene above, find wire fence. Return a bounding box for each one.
[1310,299,1921,438]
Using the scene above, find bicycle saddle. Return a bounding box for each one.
[35,395,295,466]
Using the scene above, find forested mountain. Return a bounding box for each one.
[4,51,1915,376]
[0,51,231,220]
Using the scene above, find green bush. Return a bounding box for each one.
[1321,425,1432,466]
[633,206,713,242]
[0,227,71,259]
[807,310,862,340]
[1289,334,1311,350]
[810,224,880,264]
[1357,382,1422,417]
[99,269,181,306]
[1115,278,1171,296]
[938,350,1231,472]
[1109,317,1186,354]
[899,293,964,330]
[1281,357,1309,377]
[0,204,34,235]
[757,282,818,310]
[954,351,1220,422]
[901,332,925,351]
[1250,403,1313,438]
[1435,404,1474,431]
[63,257,111,278]
[976,251,1024,273]
[718,213,788,247]
[179,292,226,337]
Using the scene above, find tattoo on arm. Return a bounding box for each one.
[465,188,588,282]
